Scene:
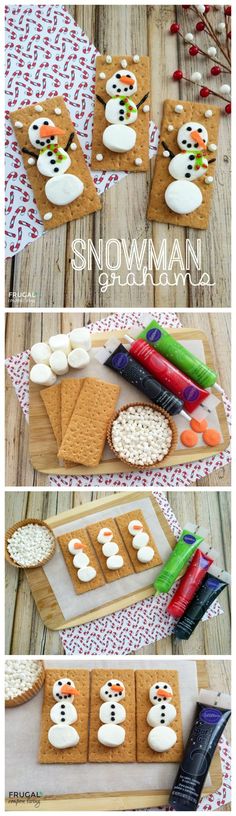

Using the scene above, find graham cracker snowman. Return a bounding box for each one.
[48,677,80,749]
[23,115,84,210]
[98,678,126,747]
[163,118,217,215]
[147,681,177,752]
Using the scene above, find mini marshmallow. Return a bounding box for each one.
[68,348,90,369]
[208,143,217,152]
[69,327,92,351]
[5,659,42,700]
[107,555,124,570]
[48,334,71,355]
[184,32,194,42]
[7,524,55,567]
[132,531,150,549]
[31,342,51,365]
[137,545,154,563]
[102,541,119,557]
[30,364,57,386]
[49,351,69,375]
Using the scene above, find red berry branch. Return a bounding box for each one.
[169,5,231,114]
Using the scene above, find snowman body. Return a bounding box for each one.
[103,70,138,153]
[28,116,84,207]
[164,121,210,215]
[98,679,126,747]
[48,677,80,749]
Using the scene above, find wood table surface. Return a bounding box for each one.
[5,490,231,657]
[5,310,231,486]
[5,4,231,309]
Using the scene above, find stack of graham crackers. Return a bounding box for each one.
[40,377,120,466]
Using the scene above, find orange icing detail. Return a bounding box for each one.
[191,130,207,150]
[111,684,124,692]
[39,124,65,137]
[60,684,80,695]
[190,418,208,433]
[155,689,172,699]
[203,428,221,447]
[120,76,135,86]
[74,542,84,549]
[181,429,198,448]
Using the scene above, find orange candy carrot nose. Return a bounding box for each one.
[61,684,80,695]
[74,542,84,550]
[191,130,206,150]
[39,124,66,137]
[156,689,172,698]
[120,76,135,86]
[111,684,124,692]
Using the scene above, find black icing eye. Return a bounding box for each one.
[108,682,112,687]
[187,126,192,131]
[67,681,71,686]
[116,73,121,79]
[198,128,202,133]
[127,74,131,78]
[58,681,62,686]
[155,685,159,690]
[33,125,38,130]
[43,120,49,125]
[163,685,168,690]
[182,140,187,145]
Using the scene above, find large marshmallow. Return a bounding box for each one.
[68,348,90,369]
[69,327,91,351]
[30,364,57,386]
[48,334,71,355]
[31,342,51,365]
[49,350,69,375]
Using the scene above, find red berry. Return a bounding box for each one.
[225,103,231,114]
[200,86,210,98]
[211,65,221,76]
[204,5,210,11]
[170,23,180,33]
[189,45,199,56]
[196,21,205,31]
[172,69,183,80]
[227,31,231,39]
[225,6,231,15]
[182,4,190,7]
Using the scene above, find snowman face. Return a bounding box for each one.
[28,117,58,149]
[177,122,208,151]
[100,678,125,702]
[37,146,71,178]
[53,677,75,701]
[106,70,137,98]
[149,681,173,705]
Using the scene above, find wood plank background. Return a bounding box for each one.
[5,5,231,309]
[5,490,231,657]
[5,311,231,487]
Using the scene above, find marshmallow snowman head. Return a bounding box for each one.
[177,121,208,151]
[149,681,173,705]
[100,678,125,701]
[53,677,80,702]
[28,117,65,149]
[106,70,137,98]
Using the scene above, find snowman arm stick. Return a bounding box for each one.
[161,140,175,160]
[96,94,106,108]
[22,147,38,159]
[65,132,75,151]
[136,92,149,110]
[208,158,216,164]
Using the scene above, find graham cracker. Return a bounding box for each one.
[116,509,162,573]
[147,99,220,229]
[88,669,136,762]
[58,378,120,466]
[58,527,105,595]
[38,668,90,764]
[91,56,150,172]
[135,669,183,763]
[61,378,84,441]
[40,383,61,449]
[10,95,101,230]
[87,517,133,582]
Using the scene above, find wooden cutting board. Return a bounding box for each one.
[5,661,223,811]
[29,328,230,475]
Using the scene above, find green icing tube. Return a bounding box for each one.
[138,320,217,388]
[154,528,204,594]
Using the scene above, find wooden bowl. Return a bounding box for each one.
[5,518,56,569]
[107,402,178,470]
[5,660,45,707]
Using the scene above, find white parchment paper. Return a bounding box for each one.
[6,659,211,797]
[43,496,173,619]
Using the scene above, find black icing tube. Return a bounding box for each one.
[173,565,231,640]
[169,689,231,811]
[96,341,190,419]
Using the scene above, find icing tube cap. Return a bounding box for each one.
[199,688,231,710]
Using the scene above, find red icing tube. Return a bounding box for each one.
[128,338,209,414]
[166,549,213,618]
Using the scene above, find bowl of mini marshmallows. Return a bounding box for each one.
[5,659,45,707]
[5,518,56,569]
[107,403,177,469]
